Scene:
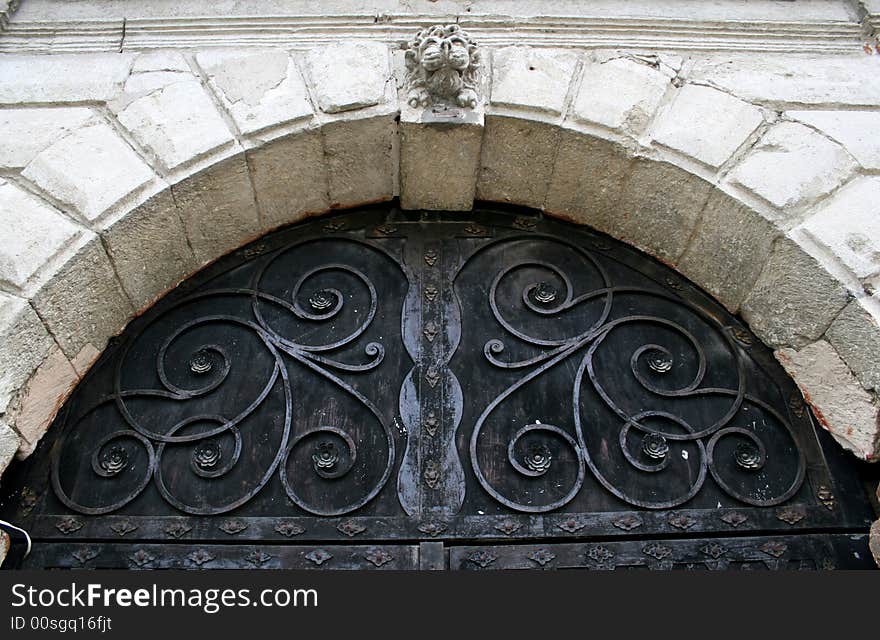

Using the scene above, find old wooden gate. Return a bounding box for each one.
[1,204,875,569]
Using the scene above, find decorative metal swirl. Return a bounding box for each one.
[466,235,805,513]
[51,237,404,517]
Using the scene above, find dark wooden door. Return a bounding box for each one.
[1,204,875,570]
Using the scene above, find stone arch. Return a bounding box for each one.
[1,43,879,487]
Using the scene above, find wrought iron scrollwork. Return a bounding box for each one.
[50,237,407,518]
[465,235,806,513]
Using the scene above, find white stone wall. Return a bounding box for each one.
[1,30,880,483]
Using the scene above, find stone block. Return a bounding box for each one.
[31,235,134,360]
[321,114,396,209]
[304,41,391,114]
[741,237,850,349]
[171,153,260,264]
[0,292,55,415]
[197,49,313,136]
[476,115,560,210]
[570,58,669,135]
[688,54,880,108]
[826,297,880,393]
[491,47,580,116]
[399,107,483,211]
[0,531,8,568]
[544,128,632,236]
[0,180,83,292]
[22,122,155,223]
[0,420,20,478]
[614,159,712,263]
[788,110,880,171]
[727,121,855,211]
[677,189,778,312]
[650,84,764,168]
[0,52,134,104]
[248,128,330,230]
[0,107,95,169]
[102,188,198,309]
[116,79,235,171]
[12,346,79,458]
[871,519,880,569]
[798,176,880,283]
[776,340,879,461]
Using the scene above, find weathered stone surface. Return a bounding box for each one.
[305,41,390,114]
[798,176,880,284]
[116,79,235,171]
[826,297,880,393]
[650,84,764,168]
[0,420,20,477]
[491,47,579,115]
[688,54,880,108]
[570,57,669,135]
[0,107,95,169]
[0,530,9,568]
[788,110,880,171]
[31,235,134,360]
[400,113,483,211]
[12,346,79,458]
[741,237,850,348]
[0,52,134,104]
[0,292,54,416]
[476,115,560,209]
[321,114,396,209]
[0,180,83,292]
[544,128,632,236]
[776,340,879,461]
[677,189,778,312]
[614,159,712,263]
[248,128,330,230]
[22,122,155,223]
[871,519,880,569]
[171,153,260,263]
[727,121,855,211]
[102,188,197,309]
[197,49,312,135]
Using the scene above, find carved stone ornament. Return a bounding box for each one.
[404,24,481,109]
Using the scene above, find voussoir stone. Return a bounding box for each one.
[649,84,764,169]
[727,121,856,212]
[0,107,96,169]
[788,110,880,171]
[776,340,880,461]
[0,419,20,480]
[477,115,560,209]
[677,189,778,312]
[116,79,235,171]
[826,297,880,393]
[544,128,632,236]
[247,128,330,230]
[197,49,313,136]
[304,41,391,114]
[491,47,580,116]
[30,234,134,361]
[102,188,198,309]
[798,176,880,285]
[0,52,134,104]
[0,530,9,568]
[170,153,260,264]
[0,292,55,416]
[871,519,880,568]
[22,122,155,224]
[321,114,396,209]
[614,158,712,264]
[741,237,850,349]
[570,57,669,135]
[0,180,83,293]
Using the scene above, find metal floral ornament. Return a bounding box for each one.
[404,24,481,108]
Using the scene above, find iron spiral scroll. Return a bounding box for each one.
[466,234,807,513]
[50,236,405,517]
